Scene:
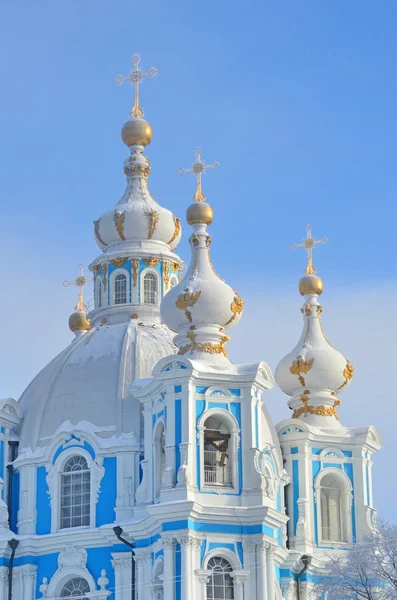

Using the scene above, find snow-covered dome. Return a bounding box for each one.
[18,319,175,451]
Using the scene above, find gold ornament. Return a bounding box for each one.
[110,257,128,268]
[225,292,244,326]
[304,304,312,316]
[114,211,126,241]
[292,393,340,420]
[178,330,229,358]
[146,210,159,239]
[171,262,180,272]
[132,259,139,287]
[69,312,90,333]
[100,317,108,326]
[130,313,138,319]
[93,220,106,247]
[339,361,354,390]
[176,291,201,323]
[143,257,161,268]
[102,263,108,291]
[163,262,170,290]
[167,215,181,247]
[290,357,314,387]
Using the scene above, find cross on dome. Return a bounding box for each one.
[179,147,219,203]
[115,54,157,119]
[291,224,328,275]
[63,264,93,313]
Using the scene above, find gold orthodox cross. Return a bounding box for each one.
[63,264,93,312]
[115,54,157,119]
[291,225,328,275]
[179,147,219,203]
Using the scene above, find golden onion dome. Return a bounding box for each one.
[186,202,213,226]
[299,274,323,296]
[69,311,91,333]
[121,117,152,147]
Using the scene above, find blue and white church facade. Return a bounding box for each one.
[0,55,382,600]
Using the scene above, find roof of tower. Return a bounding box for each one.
[275,226,354,428]
[161,148,244,366]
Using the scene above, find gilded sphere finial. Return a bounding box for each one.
[69,311,91,333]
[121,117,152,147]
[299,274,323,296]
[186,202,213,226]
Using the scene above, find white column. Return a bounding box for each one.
[242,541,256,598]
[179,536,192,600]
[112,553,132,600]
[266,544,275,600]
[257,542,268,598]
[0,569,7,600]
[142,552,153,597]
[115,452,135,521]
[163,538,175,600]
[190,537,203,600]
[17,464,37,534]
[22,565,37,600]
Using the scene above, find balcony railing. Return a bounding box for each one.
[204,450,232,486]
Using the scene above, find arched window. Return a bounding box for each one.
[114,273,127,304]
[154,422,166,498]
[60,577,90,597]
[206,557,234,599]
[97,279,103,308]
[203,415,232,487]
[60,456,90,529]
[144,272,157,304]
[319,471,350,543]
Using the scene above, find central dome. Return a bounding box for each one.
[18,320,176,452]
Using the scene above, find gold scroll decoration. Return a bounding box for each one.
[146,209,159,239]
[102,263,108,291]
[167,215,181,247]
[94,220,106,247]
[143,257,161,268]
[114,211,126,241]
[132,259,139,288]
[163,262,170,290]
[338,361,354,391]
[225,292,244,326]
[178,330,230,358]
[176,291,201,323]
[290,357,314,387]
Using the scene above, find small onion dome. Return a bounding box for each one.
[299,274,323,296]
[275,294,353,399]
[69,311,90,333]
[161,223,243,340]
[186,202,213,226]
[121,117,152,147]
[93,150,182,253]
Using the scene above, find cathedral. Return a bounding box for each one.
[0,54,381,600]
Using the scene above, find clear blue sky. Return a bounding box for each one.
[1,1,397,519]
[1,0,397,285]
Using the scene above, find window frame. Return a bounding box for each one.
[46,446,104,534]
[315,467,353,546]
[110,267,130,306]
[153,419,166,499]
[197,408,240,494]
[140,268,160,305]
[60,456,91,531]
